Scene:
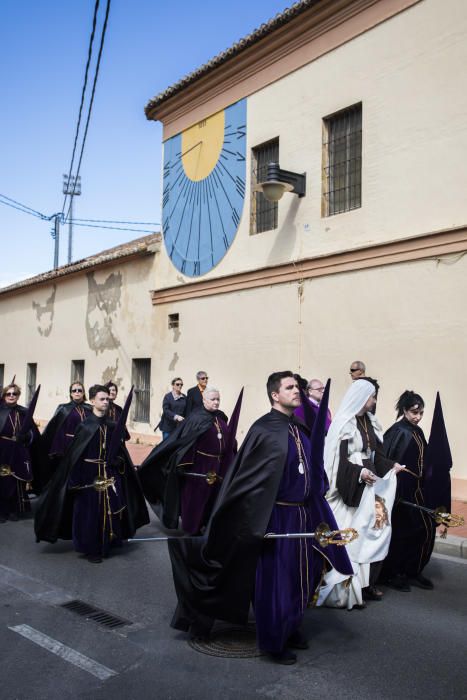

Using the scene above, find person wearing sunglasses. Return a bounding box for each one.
[41,382,92,483]
[185,371,209,416]
[0,383,40,523]
[158,378,186,441]
[349,361,366,380]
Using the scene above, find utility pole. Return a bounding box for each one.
[51,214,61,269]
[62,174,82,264]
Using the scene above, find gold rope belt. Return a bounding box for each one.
[0,465,31,482]
[83,458,107,464]
[0,435,16,442]
[275,500,305,506]
[196,450,222,459]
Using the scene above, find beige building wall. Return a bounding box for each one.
[154,0,467,289]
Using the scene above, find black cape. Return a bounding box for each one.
[139,407,227,529]
[168,408,353,632]
[0,403,43,493]
[34,414,149,543]
[39,401,92,482]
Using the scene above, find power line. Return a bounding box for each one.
[61,0,101,217]
[74,217,160,226]
[72,222,157,233]
[64,0,112,224]
[0,193,46,219]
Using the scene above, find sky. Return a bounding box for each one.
[1,0,291,286]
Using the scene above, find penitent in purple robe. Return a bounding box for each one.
[295,398,332,434]
[68,422,125,557]
[0,408,33,518]
[179,416,228,535]
[255,427,322,654]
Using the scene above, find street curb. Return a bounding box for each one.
[433,534,467,559]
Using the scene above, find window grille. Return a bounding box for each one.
[251,138,279,233]
[26,363,37,403]
[0,364,4,391]
[322,103,362,216]
[71,360,85,384]
[168,313,179,330]
[132,358,151,423]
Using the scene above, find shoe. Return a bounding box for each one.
[8,513,19,522]
[387,574,411,592]
[411,574,434,590]
[349,603,366,610]
[287,631,309,650]
[267,649,297,665]
[362,585,384,601]
[87,555,103,564]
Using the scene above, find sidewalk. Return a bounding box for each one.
[127,441,467,560]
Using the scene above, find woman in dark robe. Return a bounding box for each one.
[105,382,123,422]
[381,391,436,592]
[41,382,91,480]
[0,384,39,521]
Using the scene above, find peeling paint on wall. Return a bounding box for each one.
[86,271,122,355]
[168,352,179,371]
[32,285,57,337]
[102,358,123,389]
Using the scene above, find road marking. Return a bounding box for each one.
[8,624,118,681]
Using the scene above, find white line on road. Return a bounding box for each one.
[8,624,118,681]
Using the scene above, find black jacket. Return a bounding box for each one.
[185,386,203,416]
[158,392,187,433]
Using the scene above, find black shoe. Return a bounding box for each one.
[267,649,297,665]
[362,585,384,601]
[87,555,103,564]
[349,603,367,610]
[411,574,434,590]
[387,574,411,592]
[287,631,309,650]
[8,513,19,522]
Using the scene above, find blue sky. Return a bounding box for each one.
[1,0,290,286]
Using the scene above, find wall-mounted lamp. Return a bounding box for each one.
[253,162,306,202]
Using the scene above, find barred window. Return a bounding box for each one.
[71,360,85,384]
[0,364,4,391]
[132,358,151,423]
[322,104,362,216]
[250,138,279,234]
[26,363,37,403]
[168,313,179,330]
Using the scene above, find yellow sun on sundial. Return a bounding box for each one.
[181,110,225,182]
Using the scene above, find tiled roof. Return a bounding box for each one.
[145,0,319,116]
[0,233,161,296]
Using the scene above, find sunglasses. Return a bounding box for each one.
[174,382,183,386]
[5,392,18,397]
[71,388,84,393]
[199,377,208,381]
[350,368,360,373]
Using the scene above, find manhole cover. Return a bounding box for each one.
[188,623,262,658]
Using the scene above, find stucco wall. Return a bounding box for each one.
[154,0,467,288]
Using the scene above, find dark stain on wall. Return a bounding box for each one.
[86,271,122,354]
[102,358,123,389]
[168,352,179,371]
[32,285,57,337]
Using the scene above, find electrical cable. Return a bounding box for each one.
[61,0,101,216]
[64,0,112,224]
[72,221,157,233]
[73,218,160,225]
[0,193,46,219]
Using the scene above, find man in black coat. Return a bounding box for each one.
[184,371,208,416]
[34,384,149,563]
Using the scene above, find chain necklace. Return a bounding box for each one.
[288,424,306,475]
[357,415,372,458]
[214,417,223,442]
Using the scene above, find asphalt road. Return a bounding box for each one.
[1,507,466,700]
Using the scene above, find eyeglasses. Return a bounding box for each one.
[71,388,84,393]
[5,392,18,397]
[310,387,325,392]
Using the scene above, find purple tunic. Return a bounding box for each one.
[255,427,321,654]
[179,416,228,535]
[68,422,125,557]
[49,404,88,456]
[0,408,33,518]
